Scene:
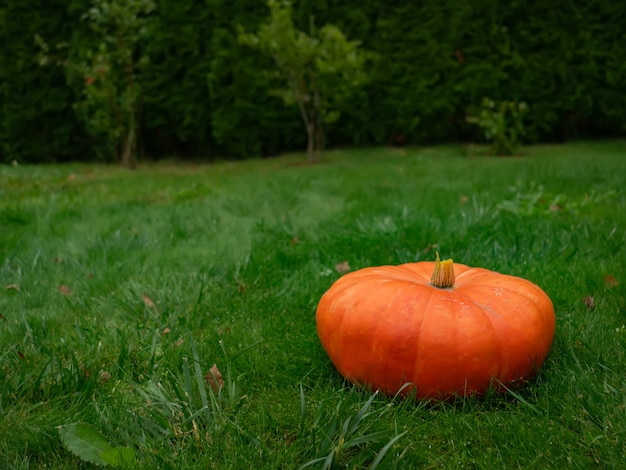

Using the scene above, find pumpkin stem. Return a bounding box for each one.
[431,252,456,288]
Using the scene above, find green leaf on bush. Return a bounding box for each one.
[58,423,135,467]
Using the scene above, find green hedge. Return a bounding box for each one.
[1,0,624,163]
[205,0,305,159]
[140,0,214,158]
[1,1,80,163]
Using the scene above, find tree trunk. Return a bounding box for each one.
[121,53,138,169]
[306,121,315,163]
[121,116,137,169]
[314,115,325,161]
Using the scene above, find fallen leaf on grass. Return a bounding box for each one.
[175,337,184,347]
[335,261,351,274]
[604,274,619,288]
[583,296,595,310]
[460,195,469,204]
[59,285,72,295]
[5,284,20,291]
[218,326,231,336]
[98,370,111,383]
[58,422,135,467]
[142,293,156,309]
[205,364,224,392]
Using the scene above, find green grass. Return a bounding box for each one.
[1,142,625,469]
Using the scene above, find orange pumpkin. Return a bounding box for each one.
[316,254,556,400]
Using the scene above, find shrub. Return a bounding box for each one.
[466,98,529,156]
[238,0,370,162]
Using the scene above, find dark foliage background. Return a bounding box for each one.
[1,0,624,163]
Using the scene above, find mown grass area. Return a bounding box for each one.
[1,142,625,469]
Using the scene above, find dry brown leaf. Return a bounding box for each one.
[59,284,72,295]
[5,284,20,291]
[604,274,619,288]
[583,296,595,310]
[175,337,184,347]
[142,293,156,309]
[162,327,171,335]
[460,195,469,204]
[205,364,225,392]
[335,261,351,274]
[290,236,300,245]
[98,370,112,383]
[192,419,200,441]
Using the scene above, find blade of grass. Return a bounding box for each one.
[299,383,307,434]
[189,335,210,423]
[368,431,407,470]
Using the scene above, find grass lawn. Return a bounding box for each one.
[1,141,625,468]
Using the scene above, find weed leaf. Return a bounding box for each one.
[58,423,110,465]
[100,447,136,467]
[58,422,135,467]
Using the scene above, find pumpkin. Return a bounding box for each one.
[315,254,556,400]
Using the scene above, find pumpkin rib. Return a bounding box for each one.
[322,276,358,369]
[455,271,555,349]
[317,275,414,390]
[413,287,437,396]
[454,267,480,280]
[472,278,555,343]
[461,282,552,382]
[513,284,555,365]
[449,290,504,396]
[345,265,429,285]
[371,286,417,393]
[457,290,506,390]
[473,296,519,385]
[362,280,434,393]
